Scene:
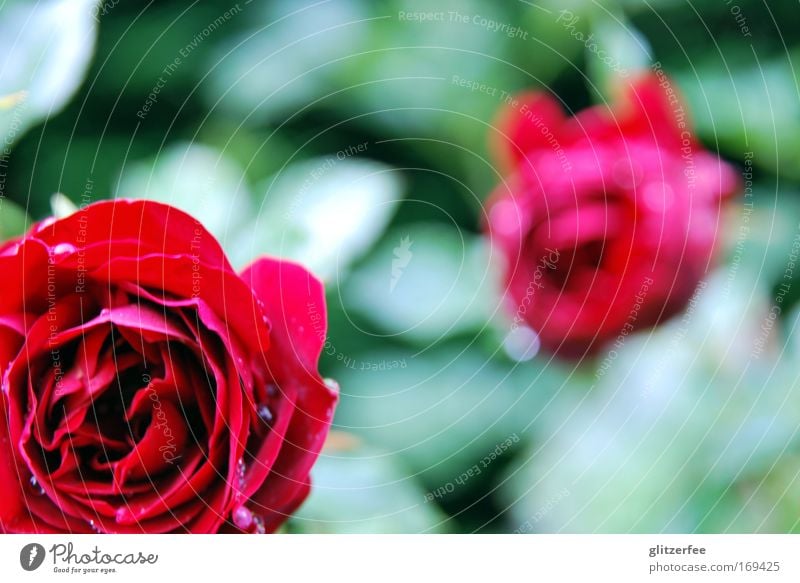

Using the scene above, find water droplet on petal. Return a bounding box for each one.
[503,326,541,362]
[232,506,253,530]
[252,514,266,534]
[29,475,45,495]
[323,378,339,392]
[51,242,77,256]
[236,458,247,490]
[88,520,103,533]
[257,404,273,425]
[266,383,278,397]
[115,507,133,524]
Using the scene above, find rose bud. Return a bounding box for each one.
[486,73,739,357]
[0,200,337,533]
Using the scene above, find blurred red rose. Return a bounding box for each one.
[0,199,337,533]
[486,73,739,357]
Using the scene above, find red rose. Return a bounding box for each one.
[487,73,739,357]
[0,200,337,533]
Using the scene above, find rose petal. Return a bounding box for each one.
[241,257,326,374]
[490,91,567,175]
[30,199,231,273]
[114,400,189,482]
[0,391,26,530]
[240,258,337,518]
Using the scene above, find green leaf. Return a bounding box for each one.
[232,157,402,278]
[516,0,590,86]
[336,0,515,139]
[615,0,685,12]
[676,55,800,178]
[720,193,800,288]
[334,345,563,487]
[586,10,652,99]
[203,0,516,158]
[0,198,30,241]
[0,0,100,148]
[116,142,253,245]
[344,223,496,343]
[50,192,78,219]
[204,0,369,124]
[289,445,447,533]
[501,271,800,533]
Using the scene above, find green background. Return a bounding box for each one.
[1,0,799,533]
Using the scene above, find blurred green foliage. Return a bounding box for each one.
[2,0,799,533]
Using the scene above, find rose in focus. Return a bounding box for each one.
[486,73,739,357]
[0,200,337,533]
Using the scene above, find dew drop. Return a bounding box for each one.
[232,506,253,530]
[266,383,278,397]
[252,514,266,534]
[88,519,103,533]
[51,242,77,256]
[29,475,45,495]
[503,326,541,362]
[323,378,339,392]
[115,506,133,524]
[257,404,273,425]
[236,458,247,490]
